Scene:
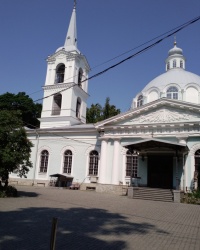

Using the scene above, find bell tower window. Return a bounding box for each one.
[52,94,62,115]
[55,64,65,83]
[180,60,183,68]
[166,87,178,99]
[173,60,176,68]
[137,95,143,107]
[76,97,81,119]
[78,68,83,87]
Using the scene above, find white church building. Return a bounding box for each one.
[10,4,200,199]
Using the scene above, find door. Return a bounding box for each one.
[148,155,173,189]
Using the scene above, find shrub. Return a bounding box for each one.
[0,185,18,198]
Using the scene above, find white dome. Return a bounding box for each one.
[168,45,183,56]
[142,69,200,93]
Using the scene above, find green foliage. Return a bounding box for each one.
[0,110,33,184]
[0,92,42,128]
[181,189,200,204]
[86,97,120,123]
[0,185,18,198]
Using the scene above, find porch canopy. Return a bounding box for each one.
[123,138,188,152]
[49,173,73,179]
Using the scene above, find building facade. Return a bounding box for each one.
[10,5,200,194]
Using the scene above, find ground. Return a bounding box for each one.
[0,186,200,250]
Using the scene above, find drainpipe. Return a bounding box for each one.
[32,129,39,186]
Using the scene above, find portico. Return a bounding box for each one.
[124,138,188,190]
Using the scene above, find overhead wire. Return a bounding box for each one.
[25,122,98,146]
[33,15,200,103]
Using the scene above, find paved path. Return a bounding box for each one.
[0,186,200,250]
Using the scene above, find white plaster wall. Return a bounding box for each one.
[148,90,159,103]
[185,87,198,104]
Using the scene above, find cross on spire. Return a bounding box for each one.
[74,0,77,9]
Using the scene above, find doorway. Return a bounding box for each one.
[148,155,173,189]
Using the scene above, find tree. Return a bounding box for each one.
[86,103,103,123]
[86,97,120,123]
[0,110,33,187]
[0,92,42,128]
[102,97,120,120]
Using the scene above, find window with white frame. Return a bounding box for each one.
[63,150,72,174]
[173,60,176,68]
[89,150,99,176]
[180,60,183,68]
[126,150,138,177]
[167,62,170,70]
[166,86,178,99]
[39,150,49,173]
[137,95,143,107]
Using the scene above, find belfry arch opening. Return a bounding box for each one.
[52,94,62,115]
[55,64,65,83]
[78,68,83,87]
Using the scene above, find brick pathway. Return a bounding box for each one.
[0,186,200,250]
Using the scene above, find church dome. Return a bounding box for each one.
[168,42,183,56]
[132,42,200,108]
[142,69,200,92]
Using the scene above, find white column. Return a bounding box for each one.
[98,139,108,184]
[112,139,120,185]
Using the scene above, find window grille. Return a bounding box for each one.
[89,150,99,176]
[63,150,72,174]
[40,150,49,173]
[166,87,178,99]
[126,150,138,177]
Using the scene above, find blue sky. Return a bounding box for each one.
[0,0,200,112]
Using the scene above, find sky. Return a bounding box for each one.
[0,0,200,112]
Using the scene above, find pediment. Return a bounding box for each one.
[96,99,200,128]
[120,107,200,126]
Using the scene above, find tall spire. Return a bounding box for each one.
[64,2,78,52]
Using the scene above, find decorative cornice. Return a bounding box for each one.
[43,82,75,91]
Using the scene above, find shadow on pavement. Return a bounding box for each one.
[0,206,168,250]
[17,191,39,197]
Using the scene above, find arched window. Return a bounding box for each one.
[89,150,99,176]
[137,95,143,107]
[39,150,49,173]
[52,94,62,115]
[126,150,138,177]
[166,87,178,99]
[180,60,183,68]
[76,97,81,118]
[55,64,65,83]
[78,68,83,87]
[63,150,72,174]
[173,60,176,68]
[167,62,170,70]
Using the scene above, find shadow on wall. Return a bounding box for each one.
[0,199,169,250]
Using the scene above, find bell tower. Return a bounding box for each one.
[39,3,90,128]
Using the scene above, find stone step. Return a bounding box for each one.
[132,187,173,202]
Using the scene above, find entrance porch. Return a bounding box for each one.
[124,138,188,190]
